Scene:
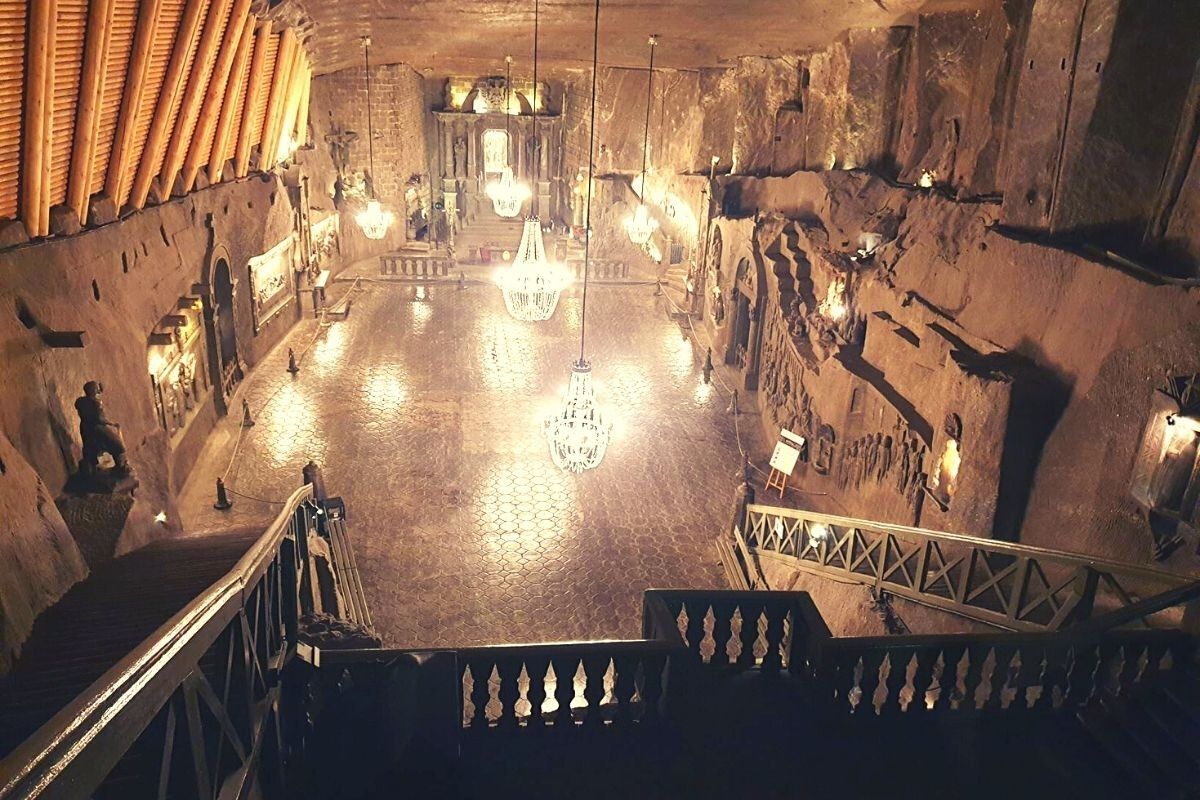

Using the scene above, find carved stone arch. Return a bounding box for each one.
[202,242,241,416]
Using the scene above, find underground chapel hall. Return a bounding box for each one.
[2,0,1200,797]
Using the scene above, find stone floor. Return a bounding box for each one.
[181,278,759,648]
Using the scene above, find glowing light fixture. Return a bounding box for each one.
[625,35,660,246]
[496,217,570,320]
[819,276,848,321]
[918,169,936,189]
[355,37,394,240]
[485,56,530,218]
[545,0,611,473]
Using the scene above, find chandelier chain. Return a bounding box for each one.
[638,36,657,208]
[580,0,600,363]
[363,40,375,199]
[531,0,540,213]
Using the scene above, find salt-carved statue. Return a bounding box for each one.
[453,137,467,178]
[75,381,130,479]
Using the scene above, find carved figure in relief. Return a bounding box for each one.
[76,382,131,480]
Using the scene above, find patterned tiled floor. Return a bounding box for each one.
[181,280,754,648]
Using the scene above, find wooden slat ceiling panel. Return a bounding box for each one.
[120,0,183,206]
[0,0,26,218]
[91,0,138,195]
[191,0,233,170]
[224,24,253,166]
[149,0,210,182]
[49,0,89,208]
[248,32,277,150]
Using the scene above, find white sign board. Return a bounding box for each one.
[769,442,801,476]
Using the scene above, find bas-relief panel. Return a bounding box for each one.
[248,234,298,333]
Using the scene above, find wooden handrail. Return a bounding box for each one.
[0,484,313,800]
[746,504,1193,584]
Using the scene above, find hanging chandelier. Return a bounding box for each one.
[496,0,568,322]
[625,35,660,246]
[496,217,570,320]
[485,56,530,218]
[355,37,394,240]
[545,0,611,473]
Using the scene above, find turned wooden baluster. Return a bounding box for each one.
[1116,642,1145,696]
[467,659,494,729]
[611,652,638,727]
[1034,643,1069,713]
[736,600,764,671]
[856,650,887,716]
[495,656,522,729]
[683,602,707,662]
[581,655,609,728]
[1063,643,1099,710]
[524,654,551,729]
[550,656,579,730]
[641,651,667,724]
[984,645,1016,711]
[932,644,966,713]
[762,604,787,675]
[909,648,940,714]
[1009,646,1045,713]
[880,651,912,716]
[710,600,736,668]
[961,645,990,711]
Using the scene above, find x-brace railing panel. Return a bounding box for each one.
[743,505,1192,632]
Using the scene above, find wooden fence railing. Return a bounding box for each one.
[0,484,319,800]
[741,504,1194,632]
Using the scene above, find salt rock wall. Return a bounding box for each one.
[0,172,303,669]
[308,63,431,264]
[0,429,87,673]
[709,169,1200,564]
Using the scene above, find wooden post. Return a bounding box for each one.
[105,0,161,205]
[294,62,311,148]
[234,21,269,178]
[258,28,296,172]
[207,15,254,183]
[128,0,207,209]
[68,0,116,222]
[274,55,307,164]
[161,0,234,196]
[22,0,55,236]
[181,0,251,190]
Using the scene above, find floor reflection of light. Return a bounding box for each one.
[475,315,536,392]
[263,382,324,467]
[411,296,433,335]
[693,380,716,405]
[665,330,696,381]
[473,461,579,584]
[362,364,407,413]
[311,321,349,368]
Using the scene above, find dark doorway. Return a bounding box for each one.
[213,258,242,400]
[729,293,751,368]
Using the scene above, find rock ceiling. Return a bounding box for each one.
[280,0,988,76]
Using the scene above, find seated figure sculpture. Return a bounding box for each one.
[75,381,131,482]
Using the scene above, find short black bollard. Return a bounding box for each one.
[302,459,328,502]
[457,271,466,290]
[703,347,714,384]
[214,477,233,510]
[287,348,300,374]
[654,280,663,296]
[241,398,255,427]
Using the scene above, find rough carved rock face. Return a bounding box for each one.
[279,0,987,75]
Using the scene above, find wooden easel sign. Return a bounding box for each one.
[766,429,804,497]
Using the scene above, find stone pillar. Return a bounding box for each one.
[744,306,762,391]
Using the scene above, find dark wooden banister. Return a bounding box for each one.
[0,483,314,800]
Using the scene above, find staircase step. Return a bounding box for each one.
[1076,702,1182,794]
[1101,694,1200,783]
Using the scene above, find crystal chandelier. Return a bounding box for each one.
[625,35,660,246]
[545,0,612,473]
[545,360,610,472]
[484,56,530,218]
[356,37,393,240]
[496,217,569,320]
[487,165,531,218]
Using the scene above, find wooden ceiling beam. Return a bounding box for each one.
[258,27,296,174]
[207,12,255,184]
[104,0,161,205]
[160,0,233,196]
[181,0,251,190]
[22,0,56,237]
[67,0,117,223]
[128,0,207,210]
[294,60,311,148]
[234,22,270,178]
[275,52,307,164]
